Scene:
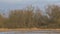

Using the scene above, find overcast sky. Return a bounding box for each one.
[0,0,60,12]
[0,0,60,17]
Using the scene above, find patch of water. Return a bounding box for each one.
[0,30,60,34]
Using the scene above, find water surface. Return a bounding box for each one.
[0,30,60,34]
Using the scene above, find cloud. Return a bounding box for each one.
[0,0,27,4]
[0,0,37,4]
[0,0,60,4]
[0,0,60,10]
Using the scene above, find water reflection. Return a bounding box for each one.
[0,30,60,34]
[0,32,14,34]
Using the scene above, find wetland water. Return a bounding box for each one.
[0,30,60,34]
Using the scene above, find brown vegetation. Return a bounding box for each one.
[0,5,60,29]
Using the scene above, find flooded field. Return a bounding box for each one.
[0,29,60,34]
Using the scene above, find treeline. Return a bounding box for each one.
[0,5,60,29]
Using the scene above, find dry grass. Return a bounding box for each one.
[0,28,60,32]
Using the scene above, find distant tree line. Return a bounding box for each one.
[0,5,60,29]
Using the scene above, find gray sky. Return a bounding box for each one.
[0,0,60,12]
